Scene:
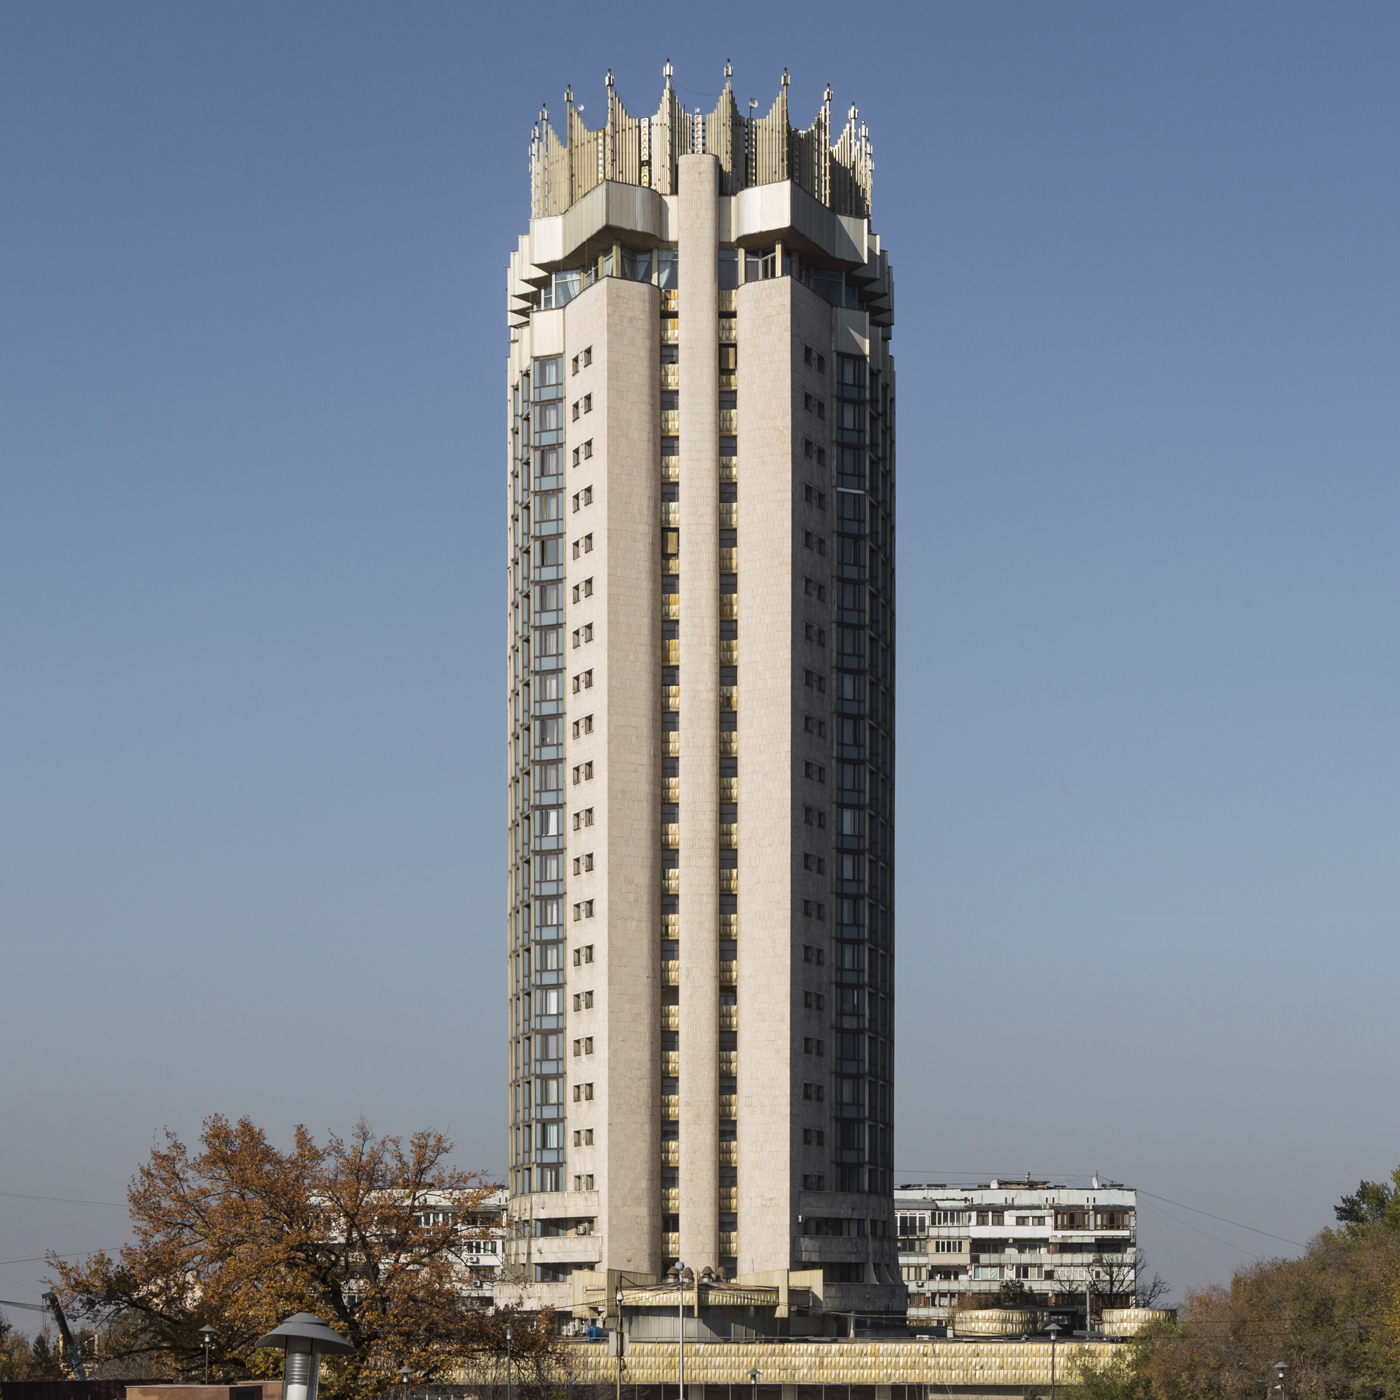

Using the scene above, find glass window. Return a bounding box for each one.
[718,250,740,290]
[657,250,679,290]
[622,247,653,283]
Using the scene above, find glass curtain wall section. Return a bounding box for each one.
[717,253,740,1279]
[508,354,571,1198]
[659,281,681,1264]
[832,348,895,1201]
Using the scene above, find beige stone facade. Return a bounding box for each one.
[505,68,898,1319]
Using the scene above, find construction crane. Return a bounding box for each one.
[0,1294,89,1379]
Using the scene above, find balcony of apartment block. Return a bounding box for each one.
[662,1003,680,1031]
[719,1230,738,1257]
[661,410,680,434]
[719,638,737,663]
[719,1141,737,1167]
[661,362,679,389]
[661,1093,679,1120]
[663,730,680,757]
[663,1051,680,1076]
[664,776,680,803]
[662,1186,679,1211]
[719,958,737,984]
[661,501,679,527]
[527,1234,602,1266]
[663,595,680,620]
[719,547,738,572]
[719,869,738,894]
[661,289,679,315]
[794,1236,867,1264]
[661,1140,679,1167]
[718,290,737,314]
[662,961,679,986]
[720,730,737,756]
[663,868,679,895]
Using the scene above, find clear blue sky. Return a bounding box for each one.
[2,1,1398,1314]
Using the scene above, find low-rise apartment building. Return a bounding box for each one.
[895,1178,1137,1329]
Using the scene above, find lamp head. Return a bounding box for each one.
[253,1314,354,1357]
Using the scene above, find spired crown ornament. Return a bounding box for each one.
[529,63,873,220]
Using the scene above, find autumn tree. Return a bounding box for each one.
[0,1321,64,1382]
[47,1116,548,1399]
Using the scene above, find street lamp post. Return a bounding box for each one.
[615,1286,626,1400]
[505,1324,513,1400]
[1274,1362,1288,1400]
[1046,1322,1061,1400]
[748,1366,760,1400]
[669,1260,688,1400]
[397,1366,411,1400]
[253,1313,354,1400]
[199,1326,216,1385]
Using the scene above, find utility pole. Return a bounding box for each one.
[1047,1322,1061,1400]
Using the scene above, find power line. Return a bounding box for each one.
[0,1191,125,1208]
[1137,1198,1262,1270]
[1138,1192,1306,1249]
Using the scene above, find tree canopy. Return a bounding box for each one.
[46,1116,553,1398]
[1071,1167,1400,1398]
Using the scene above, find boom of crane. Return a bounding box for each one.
[0,1295,88,1380]
[43,1292,89,1380]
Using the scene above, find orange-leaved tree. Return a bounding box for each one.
[47,1116,553,1398]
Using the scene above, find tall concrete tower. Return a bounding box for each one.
[502,65,900,1326]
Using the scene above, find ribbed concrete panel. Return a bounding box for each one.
[589,276,662,1276]
[734,275,796,1275]
[677,152,720,1273]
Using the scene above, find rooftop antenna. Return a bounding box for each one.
[664,59,673,84]
[725,59,733,80]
